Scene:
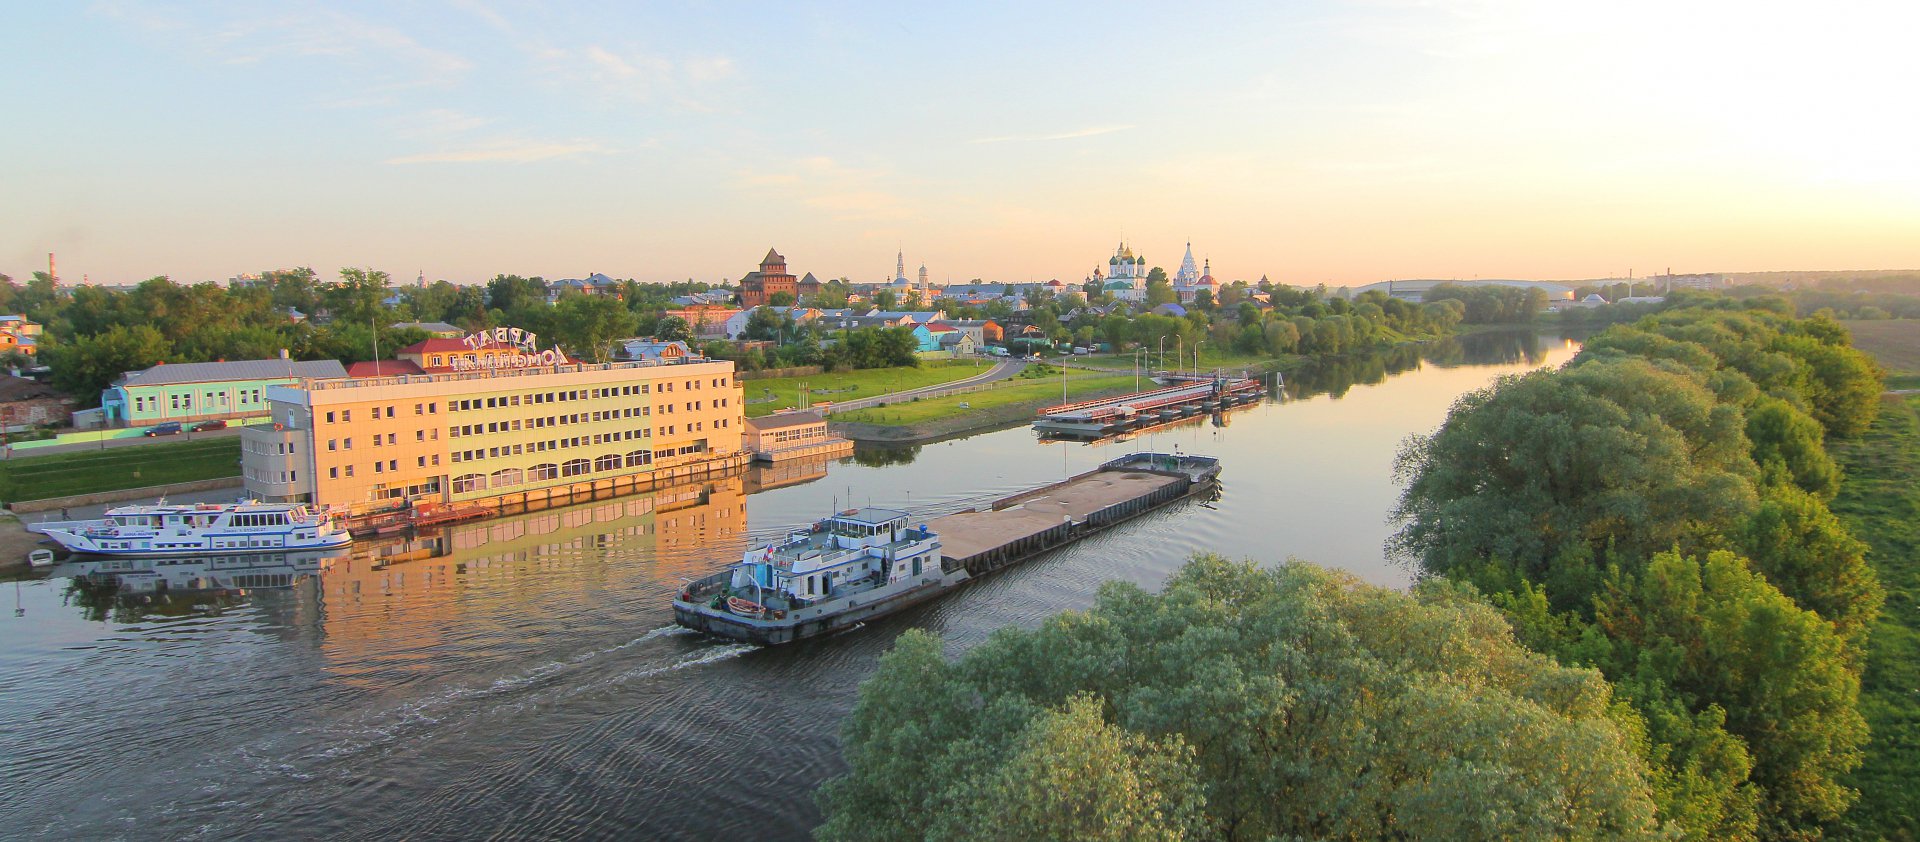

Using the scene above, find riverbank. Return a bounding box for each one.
[829,372,1136,444]
[0,512,49,574]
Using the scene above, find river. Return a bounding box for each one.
[0,330,1577,841]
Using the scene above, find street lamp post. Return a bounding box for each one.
[1195,341,1205,377]
[1157,336,1166,373]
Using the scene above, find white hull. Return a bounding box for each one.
[39,529,352,558]
[31,500,353,558]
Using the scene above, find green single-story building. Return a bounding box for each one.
[101,357,347,428]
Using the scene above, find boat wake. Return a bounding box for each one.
[287,625,720,765]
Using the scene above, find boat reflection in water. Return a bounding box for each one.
[56,548,345,621]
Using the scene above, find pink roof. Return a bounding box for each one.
[924,322,958,333]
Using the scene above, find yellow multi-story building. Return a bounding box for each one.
[241,343,747,516]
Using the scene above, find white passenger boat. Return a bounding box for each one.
[29,500,353,557]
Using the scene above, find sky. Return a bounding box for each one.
[4,1,1918,288]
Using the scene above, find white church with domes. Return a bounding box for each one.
[1090,241,1150,303]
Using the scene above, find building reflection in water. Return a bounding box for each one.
[310,470,751,682]
[743,455,834,494]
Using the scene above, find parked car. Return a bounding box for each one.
[192,419,228,432]
[144,422,183,437]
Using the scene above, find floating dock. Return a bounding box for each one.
[1033,374,1264,438]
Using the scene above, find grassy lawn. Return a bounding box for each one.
[742,360,993,418]
[833,373,1137,426]
[0,437,242,503]
[1845,319,1920,376]
[1829,394,1920,839]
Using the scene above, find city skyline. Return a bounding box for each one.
[4,1,1918,286]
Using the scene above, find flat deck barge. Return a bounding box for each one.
[1034,374,1264,439]
[673,453,1220,644]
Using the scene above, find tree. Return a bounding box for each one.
[768,291,796,306]
[486,274,547,312]
[818,555,1665,842]
[550,293,639,362]
[323,268,391,326]
[44,325,171,407]
[742,307,793,342]
[1594,551,1868,834]
[264,267,320,316]
[873,289,898,310]
[1146,279,1177,307]
[654,316,691,343]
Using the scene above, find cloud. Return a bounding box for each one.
[409,108,492,136]
[92,2,472,89]
[969,125,1136,145]
[525,41,736,111]
[386,140,607,164]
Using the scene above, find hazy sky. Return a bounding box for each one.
[5,1,1917,287]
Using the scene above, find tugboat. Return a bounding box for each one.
[674,452,1223,645]
[674,508,949,646]
[30,500,352,557]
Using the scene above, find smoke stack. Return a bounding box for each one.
[47,252,56,284]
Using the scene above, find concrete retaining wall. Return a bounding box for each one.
[12,477,246,513]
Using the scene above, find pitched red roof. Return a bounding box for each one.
[347,359,425,377]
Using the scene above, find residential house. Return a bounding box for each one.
[943,319,1002,347]
[0,315,40,358]
[546,273,625,303]
[940,331,978,355]
[865,310,946,326]
[616,339,696,363]
[663,305,742,340]
[0,375,74,431]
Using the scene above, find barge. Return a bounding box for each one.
[672,452,1220,645]
[1034,374,1264,439]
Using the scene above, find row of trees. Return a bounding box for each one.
[0,269,673,406]
[1392,301,1884,839]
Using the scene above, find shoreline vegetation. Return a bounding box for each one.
[821,299,1913,841]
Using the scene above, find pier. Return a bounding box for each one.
[1033,374,1264,438]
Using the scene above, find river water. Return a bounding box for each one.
[0,331,1577,841]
